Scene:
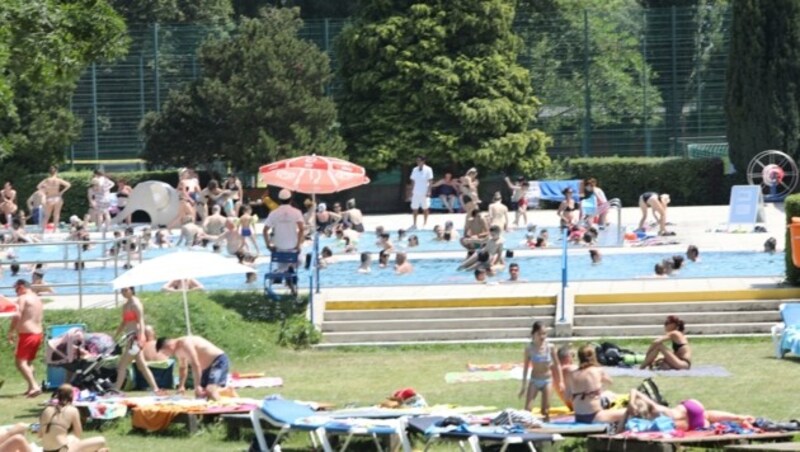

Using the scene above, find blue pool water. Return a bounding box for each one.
[1,250,783,294]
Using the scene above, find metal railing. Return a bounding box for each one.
[608,198,623,244]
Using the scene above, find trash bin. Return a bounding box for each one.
[790,217,800,267]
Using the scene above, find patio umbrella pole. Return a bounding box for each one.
[182,279,192,336]
[313,193,320,294]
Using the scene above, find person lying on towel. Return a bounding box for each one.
[156,335,229,401]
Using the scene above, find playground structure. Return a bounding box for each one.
[112,181,180,226]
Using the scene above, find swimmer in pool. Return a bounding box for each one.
[764,237,777,253]
[318,246,335,268]
[358,252,371,273]
[589,249,601,264]
[378,233,394,252]
[458,226,504,271]
[474,267,487,283]
[686,245,699,262]
[407,234,419,248]
[378,250,390,269]
[671,255,684,271]
[394,252,413,274]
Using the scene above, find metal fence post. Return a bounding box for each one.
[642,10,652,157]
[670,6,679,156]
[560,228,568,322]
[91,63,99,162]
[324,18,330,52]
[581,9,592,157]
[139,55,145,117]
[154,23,161,111]
[77,243,83,310]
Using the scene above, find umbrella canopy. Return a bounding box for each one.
[111,251,254,334]
[259,154,370,194]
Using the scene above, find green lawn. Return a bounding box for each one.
[1,291,799,451]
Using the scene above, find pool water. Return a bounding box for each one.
[2,250,783,294]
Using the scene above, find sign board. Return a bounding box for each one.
[728,185,765,225]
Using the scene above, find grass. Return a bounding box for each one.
[1,291,799,451]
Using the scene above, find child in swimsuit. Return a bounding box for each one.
[518,321,563,421]
[238,205,259,254]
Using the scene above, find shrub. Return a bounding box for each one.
[566,157,726,206]
[277,315,321,349]
[785,194,800,285]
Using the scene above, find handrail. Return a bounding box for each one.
[560,227,568,322]
[608,198,623,244]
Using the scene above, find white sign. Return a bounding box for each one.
[728,185,765,225]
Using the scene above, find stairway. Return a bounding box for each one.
[321,304,556,346]
[572,299,784,337]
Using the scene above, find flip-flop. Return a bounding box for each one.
[25,389,43,398]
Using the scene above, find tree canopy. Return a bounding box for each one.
[726,0,800,172]
[108,0,233,24]
[0,0,128,173]
[336,0,550,174]
[141,7,344,172]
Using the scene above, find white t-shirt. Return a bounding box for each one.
[265,204,304,250]
[410,165,434,195]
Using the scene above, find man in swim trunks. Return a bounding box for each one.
[6,279,44,397]
[156,335,229,401]
[37,166,71,233]
[203,205,227,236]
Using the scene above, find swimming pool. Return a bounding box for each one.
[3,250,783,294]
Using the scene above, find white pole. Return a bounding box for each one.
[182,279,192,336]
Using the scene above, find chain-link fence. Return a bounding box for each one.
[67,5,732,164]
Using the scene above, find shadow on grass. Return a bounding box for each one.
[208,292,307,323]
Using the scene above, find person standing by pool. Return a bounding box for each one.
[505,176,530,228]
[583,178,610,228]
[459,168,480,209]
[156,335,230,401]
[115,178,133,224]
[343,199,365,233]
[409,156,434,230]
[263,189,305,295]
[488,191,509,232]
[113,287,163,393]
[224,173,243,216]
[238,205,259,254]
[557,187,581,229]
[204,205,227,237]
[7,279,44,397]
[431,172,460,213]
[26,187,45,227]
[87,179,112,233]
[518,322,563,421]
[37,166,71,233]
[0,182,18,227]
[638,192,671,235]
[640,315,691,370]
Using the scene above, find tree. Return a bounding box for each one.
[336,0,550,174]
[0,0,128,171]
[108,0,233,24]
[726,0,800,173]
[516,0,663,153]
[141,7,345,172]
[233,0,358,19]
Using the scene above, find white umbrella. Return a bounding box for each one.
[111,251,254,335]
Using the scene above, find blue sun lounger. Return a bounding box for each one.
[250,399,412,452]
[773,302,800,358]
[407,416,563,452]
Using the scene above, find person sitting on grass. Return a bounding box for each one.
[156,335,230,401]
[553,345,578,410]
[39,384,109,452]
[627,389,754,431]
[0,423,34,452]
[640,315,692,370]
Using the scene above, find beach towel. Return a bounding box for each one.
[604,365,731,378]
[446,369,520,384]
[228,376,283,389]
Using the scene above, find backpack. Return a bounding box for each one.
[594,342,634,366]
[638,378,669,407]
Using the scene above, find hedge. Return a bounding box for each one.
[565,157,726,207]
[7,170,178,224]
[785,194,800,285]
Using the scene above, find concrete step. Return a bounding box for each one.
[323,306,556,322]
[322,316,554,332]
[322,327,534,344]
[574,300,786,315]
[575,311,780,327]
[572,322,776,337]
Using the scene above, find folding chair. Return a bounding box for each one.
[44,323,87,390]
[263,251,300,300]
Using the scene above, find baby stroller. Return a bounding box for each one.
[44,327,125,395]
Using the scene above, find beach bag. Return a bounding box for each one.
[638,378,669,406]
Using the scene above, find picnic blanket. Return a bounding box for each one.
[604,365,731,378]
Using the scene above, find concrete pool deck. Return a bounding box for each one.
[34,201,795,313]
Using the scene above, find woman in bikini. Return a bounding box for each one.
[557,187,581,229]
[113,287,163,393]
[115,179,132,224]
[86,180,111,233]
[39,384,108,452]
[223,173,243,216]
[640,315,692,370]
[627,389,754,431]
[638,191,671,235]
[566,345,628,425]
[0,181,18,227]
[518,321,563,421]
[37,166,72,233]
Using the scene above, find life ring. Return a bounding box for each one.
[762,164,785,185]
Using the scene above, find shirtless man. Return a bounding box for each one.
[156,335,229,401]
[175,216,208,248]
[31,271,54,295]
[458,225,504,271]
[26,187,45,227]
[141,325,168,362]
[460,208,490,250]
[7,279,44,397]
[203,205,227,237]
[394,252,413,274]
[487,191,509,232]
[37,166,71,232]
[216,219,247,257]
[0,182,18,227]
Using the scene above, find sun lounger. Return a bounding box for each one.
[771,303,800,358]
[250,399,412,452]
[407,416,563,452]
[586,431,796,452]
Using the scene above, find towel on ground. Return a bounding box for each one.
[604,365,731,378]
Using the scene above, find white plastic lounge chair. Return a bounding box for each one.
[250,399,412,452]
[772,302,800,358]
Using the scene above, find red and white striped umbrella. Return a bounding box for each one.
[259,154,370,194]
